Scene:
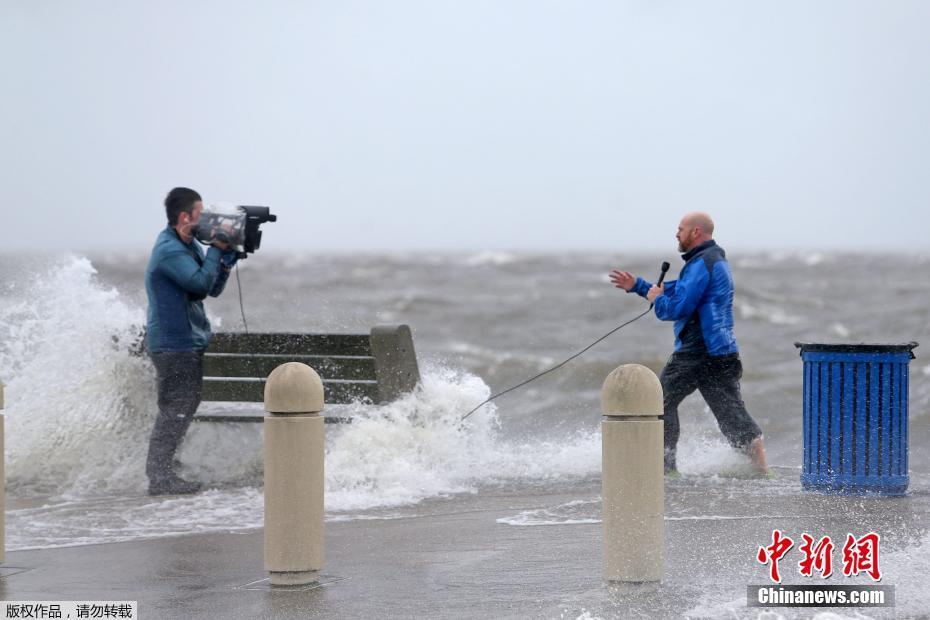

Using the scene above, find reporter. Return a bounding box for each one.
[610,212,770,476]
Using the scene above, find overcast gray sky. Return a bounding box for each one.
[3,1,928,254]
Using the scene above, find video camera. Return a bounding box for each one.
[193,205,277,260]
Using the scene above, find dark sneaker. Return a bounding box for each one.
[148,476,202,496]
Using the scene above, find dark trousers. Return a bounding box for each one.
[146,351,204,483]
[660,352,762,471]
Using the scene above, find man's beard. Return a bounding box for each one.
[677,240,686,252]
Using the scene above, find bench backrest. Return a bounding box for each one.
[202,324,420,405]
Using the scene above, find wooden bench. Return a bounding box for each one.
[194,324,420,423]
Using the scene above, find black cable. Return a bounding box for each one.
[460,261,670,422]
[459,305,653,421]
[234,260,668,418]
[234,263,265,382]
[235,263,249,335]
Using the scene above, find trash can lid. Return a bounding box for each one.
[794,342,918,358]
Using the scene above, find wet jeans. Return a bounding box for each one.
[146,351,204,483]
[660,352,762,471]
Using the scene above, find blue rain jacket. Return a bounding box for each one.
[629,240,738,356]
[145,226,234,353]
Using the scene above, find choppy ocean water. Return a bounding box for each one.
[1,250,929,614]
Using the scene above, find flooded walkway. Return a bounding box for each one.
[3,468,929,619]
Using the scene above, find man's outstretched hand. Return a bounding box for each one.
[609,270,635,292]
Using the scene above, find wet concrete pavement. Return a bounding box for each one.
[2,469,929,619]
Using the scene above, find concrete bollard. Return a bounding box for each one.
[263,363,325,586]
[601,364,664,582]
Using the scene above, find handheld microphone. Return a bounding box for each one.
[656,261,670,286]
[649,261,671,309]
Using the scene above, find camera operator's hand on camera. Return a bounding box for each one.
[212,239,229,251]
[219,250,238,271]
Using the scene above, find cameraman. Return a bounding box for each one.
[144,187,237,496]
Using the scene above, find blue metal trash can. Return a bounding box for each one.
[795,342,918,495]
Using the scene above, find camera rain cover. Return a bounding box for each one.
[193,203,247,248]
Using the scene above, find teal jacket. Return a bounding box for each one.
[145,226,232,353]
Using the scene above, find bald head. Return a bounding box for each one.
[683,212,715,236]
[676,212,715,252]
